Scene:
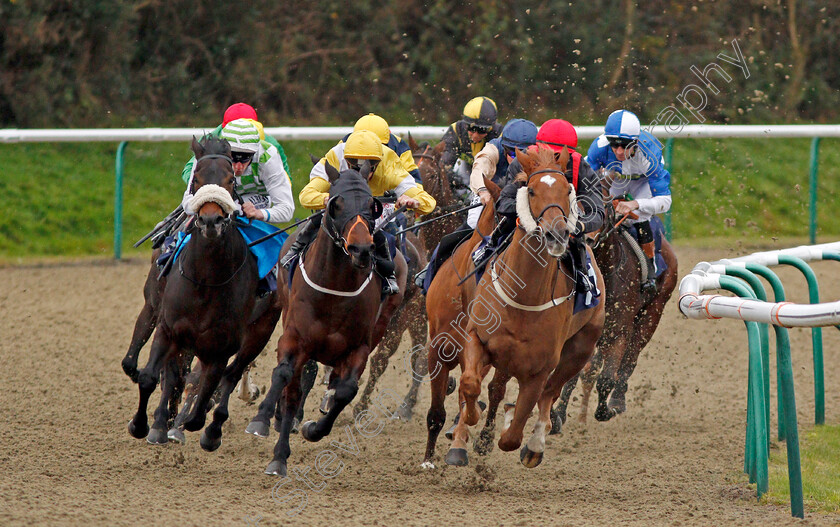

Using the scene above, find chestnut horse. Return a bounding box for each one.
[127,136,284,451]
[423,146,605,468]
[249,162,405,476]
[552,197,677,428]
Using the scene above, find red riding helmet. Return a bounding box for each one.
[222,103,258,127]
[536,119,578,151]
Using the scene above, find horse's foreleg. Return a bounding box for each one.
[423,351,450,468]
[520,382,555,468]
[301,347,368,444]
[474,369,509,455]
[551,371,582,435]
[147,352,179,444]
[182,359,226,433]
[264,356,302,476]
[595,335,626,422]
[445,331,489,466]
[497,373,548,453]
[291,359,319,430]
[129,331,171,440]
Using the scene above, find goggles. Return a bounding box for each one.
[467,124,492,134]
[347,158,380,173]
[231,151,254,164]
[607,137,635,149]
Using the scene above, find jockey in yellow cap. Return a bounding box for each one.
[282,130,436,295]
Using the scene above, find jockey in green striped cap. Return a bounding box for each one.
[181,118,295,224]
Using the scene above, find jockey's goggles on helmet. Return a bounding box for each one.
[347,158,380,173]
[504,146,517,158]
[467,124,492,134]
[607,137,635,149]
[231,151,254,163]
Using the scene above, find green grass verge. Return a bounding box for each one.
[0,136,838,260]
[764,424,840,514]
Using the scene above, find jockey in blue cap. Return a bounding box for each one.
[585,109,672,293]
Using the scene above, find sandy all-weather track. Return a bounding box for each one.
[1,244,839,526]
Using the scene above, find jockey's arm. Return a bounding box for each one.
[256,154,295,223]
[469,142,500,204]
[576,161,606,234]
[385,160,436,214]
[636,159,672,216]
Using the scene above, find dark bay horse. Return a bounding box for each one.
[553,198,677,428]
[127,136,283,450]
[423,147,605,469]
[249,161,405,476]
[409,138,462,256]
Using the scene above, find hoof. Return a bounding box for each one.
[200,431,222,452]
[608,398,626,415]
[265,460,287,477]
[146,427,168,445]
[473,430,495,456]
[520,445,543,468]
[300,420,321,443]
[444,423,457,441]
[245,419,270,438]
[594,405,617,422]
[128,419,149,439]
[446,376,456,395]
[394,405,413,421]
[420,460,436,470]
[167,428,186,444]
[444,447,469,467]
[549,410,563,435]
[290,417,300,434]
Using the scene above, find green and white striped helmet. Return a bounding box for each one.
[221,118,261,153]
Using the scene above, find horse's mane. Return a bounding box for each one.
[515,145,567,184]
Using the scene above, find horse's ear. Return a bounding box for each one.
[370,197,384,220]
[407,133,419,151]
[558,146,570,167]
[359,160,372,180]
[191,136,205,158]
[309,154,321,166]
[517,147,536,175]
[324,161,341,184]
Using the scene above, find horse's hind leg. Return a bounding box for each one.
[128,331,171,440]
[397,301,429,420]
[354,321,402,417]
[300,348,369,443]
[520,382,556,468]
[474,369,509,455]
[497,373,548,453]
[550,371,580,435]
[121,273,161,382]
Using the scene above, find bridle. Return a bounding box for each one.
[517,168,576,237]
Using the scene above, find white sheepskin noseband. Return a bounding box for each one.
[189,184,237,215]
[516,183,579,234]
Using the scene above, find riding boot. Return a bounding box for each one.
[572,235,592,294]
[280,215,321,269]
[472,215,514,268]
[413,262,428,288]
[636,220,657,293]
[373,231,399,296]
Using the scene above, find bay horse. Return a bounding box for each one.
[408,138,462,256]
[127,136,284,450]
[248,161,405,476]
[552,197,678,428]
[423,146,605,469]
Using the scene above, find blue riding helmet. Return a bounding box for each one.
[500,118,538,150]
[604,109,641,141]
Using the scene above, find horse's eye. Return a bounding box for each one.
[528,188,535,197]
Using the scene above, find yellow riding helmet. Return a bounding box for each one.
[344,130,383,161]
[353,113,390,144]
[463,96,498,128]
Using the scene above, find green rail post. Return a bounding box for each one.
[718,276,768,496]
[724,267,770,448]
[808,137,821,244]
[114,141,129,260]
[663,137,674,241]
[745,263,788,441]
[777,255,824,425]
